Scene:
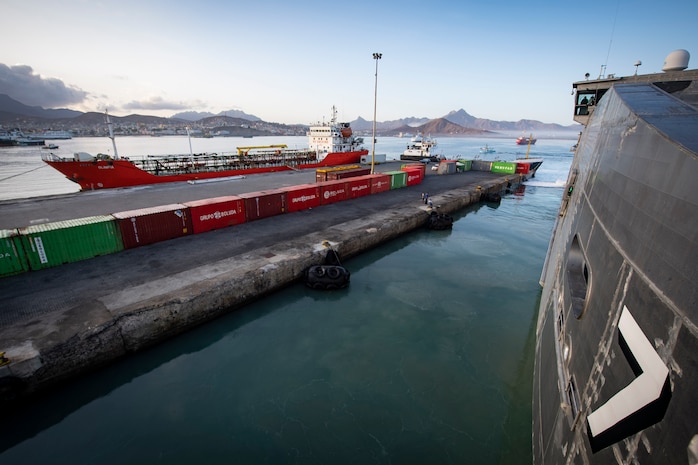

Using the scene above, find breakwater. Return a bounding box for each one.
[0,171,521,405]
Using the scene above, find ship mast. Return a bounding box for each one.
[187,127,194,167]
[105,110,119,160]
[330,105,337,125]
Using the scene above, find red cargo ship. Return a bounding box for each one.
[42,107,368,191]
[515,134,537,145]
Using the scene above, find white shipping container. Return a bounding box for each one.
[360,154,387,164]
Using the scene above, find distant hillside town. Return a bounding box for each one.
[0,94,580,139]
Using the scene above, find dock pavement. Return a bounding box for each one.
[0,162,521,404]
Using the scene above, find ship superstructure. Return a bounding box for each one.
[307,106,365,158]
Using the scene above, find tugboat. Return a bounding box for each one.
[533,49,698,465]
[400,133,440,162]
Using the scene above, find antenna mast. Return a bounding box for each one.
[105,110,119,160]
[600,0,620,78]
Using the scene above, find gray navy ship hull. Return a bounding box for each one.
[533,61,698,463]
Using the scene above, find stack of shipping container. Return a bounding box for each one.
[0,164,431,278]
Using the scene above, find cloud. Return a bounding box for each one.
[123,96,206,111]
[0,63,88,108]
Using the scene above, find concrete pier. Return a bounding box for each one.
[0,165,522,405]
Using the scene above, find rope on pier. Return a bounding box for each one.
[0,164,49,183]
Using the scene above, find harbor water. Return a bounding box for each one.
[0,135,574,464]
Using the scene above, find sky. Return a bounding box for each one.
[1,0,697,126]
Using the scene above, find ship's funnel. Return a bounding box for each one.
[662,49,690,72]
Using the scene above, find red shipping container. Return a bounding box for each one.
[366,174,391,194]
[183,196,246,233]
[317,180,349,205]
[403,168,424,186]
[401,163,426,177]
[328,168,371,180]
[515,163,530,174]
[285,184,321,212]
[316,169,329,182]
[239,189,286,221]
[315,165,361,182]
[113,204,193,249]
[347,177,372,198]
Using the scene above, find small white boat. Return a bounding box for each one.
[480,145,496,154]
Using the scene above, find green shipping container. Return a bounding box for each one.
[491,161,516,174]
[0,229,29,277]
[385,171,407,189]
[457,159,472,171]
[19,216,124,270]
[471,160,492,172]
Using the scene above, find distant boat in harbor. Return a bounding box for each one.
[515,134,536,145]
[479,145,495,154]
[33,130,72,140]
[0,129,44,147]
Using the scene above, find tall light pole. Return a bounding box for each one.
[371,52,382,174]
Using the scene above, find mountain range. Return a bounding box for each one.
[0,94,579,135]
